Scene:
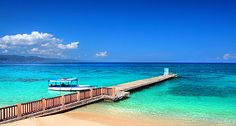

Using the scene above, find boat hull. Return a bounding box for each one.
[48,86,94,91]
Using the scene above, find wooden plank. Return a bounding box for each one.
[111,74,176,92]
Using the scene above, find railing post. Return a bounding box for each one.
[99,88,101,96]
[61,95,65,109]
[77,91,80,101]
[112,88,116,97]
[17,103,22,117]
[101,87,104,95]
[41,98,46,112]
[90,88,93,98]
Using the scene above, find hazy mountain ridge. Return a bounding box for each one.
[0,55,78,63]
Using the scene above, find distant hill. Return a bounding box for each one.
[0,55,78,64]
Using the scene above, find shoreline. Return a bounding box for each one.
[67,103,235,126]
[4,105,235,126]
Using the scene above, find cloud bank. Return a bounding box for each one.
[223,53,236,60]
[0,31,79,57]
[96,51,108,58]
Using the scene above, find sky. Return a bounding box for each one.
[0,0,236,62]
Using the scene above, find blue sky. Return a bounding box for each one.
[0,0,236,62]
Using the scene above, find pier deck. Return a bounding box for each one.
[112,74,176,92]
[0,73,176,124]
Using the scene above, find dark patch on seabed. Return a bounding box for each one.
[168,84,236,97]
[16,78,44,82]
[0,78,43,82]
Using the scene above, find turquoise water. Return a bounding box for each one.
[0,63,236,123]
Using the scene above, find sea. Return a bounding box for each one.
[0,63,235,124]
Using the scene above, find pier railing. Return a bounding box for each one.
[0,87,115,124]
[21,100,43,116]
[45,96,61,109]
[0,105,18,122]
[92,88,102,97]
[0,74,176,124]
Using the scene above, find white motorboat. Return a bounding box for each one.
[48,78,95,91]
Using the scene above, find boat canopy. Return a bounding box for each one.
[48,78,78,83]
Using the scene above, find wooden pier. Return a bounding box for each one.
[112,74,176,92]
[0,73,176,124]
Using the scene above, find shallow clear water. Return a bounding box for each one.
[0,63,236,122]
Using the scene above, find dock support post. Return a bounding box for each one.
[41,98,46,112]
[77,91,80,101]
[112,88,116,97]
[17,103,22,118]
[90,89,93,98]
[61,95,65,109]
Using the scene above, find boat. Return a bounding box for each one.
[48,77,95,91]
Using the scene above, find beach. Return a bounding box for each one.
[3,108,231,126]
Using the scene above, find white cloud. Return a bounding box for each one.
[0,31,79,58]
[223,53,236,60]
[30,48,39,52]
[2,50,8,53]
[1,31,60,45]
[96,51,108,57]
[58,42,79,49]
[41,43,51,47]
[28,48,50,55]
[0,44,8,49]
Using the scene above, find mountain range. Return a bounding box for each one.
[0,55,78,63]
